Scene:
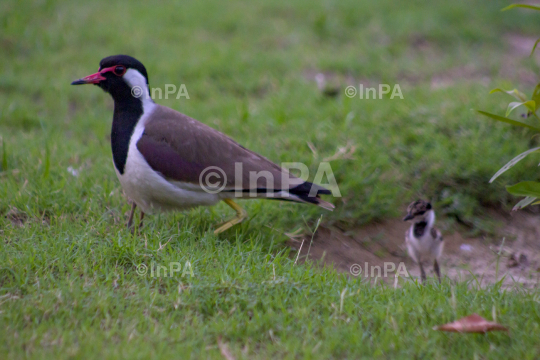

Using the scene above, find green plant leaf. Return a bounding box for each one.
[531,38,540,56]
[502,4,540,11]
[512,196,537,211]
[531,83,540,111]
[475,110,540,131]
[490,88,528,102]
[489,147,540,183]
[506,101,536,117]
[506,181,540,197]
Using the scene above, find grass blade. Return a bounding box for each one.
[502,4,540,11]
[1,140,7,171]
[475,110,540,131]
[506,101,536,117]
[489,88,527,102]
[513,196,537,210]
[489,147,540,183]
[43,141,50,178]
[531,38,540,57]
[531,83,540,111]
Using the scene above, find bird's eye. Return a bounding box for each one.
[113,66,126,76]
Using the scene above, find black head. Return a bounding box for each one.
[71,55,149,102]
[403,200,432,221]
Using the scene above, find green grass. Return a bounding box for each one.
[1,0,540,358]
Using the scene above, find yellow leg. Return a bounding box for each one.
[214,199,248,234]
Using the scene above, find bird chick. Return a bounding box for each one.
[403,200,443,283]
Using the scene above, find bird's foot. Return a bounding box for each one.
[214,199,248,234]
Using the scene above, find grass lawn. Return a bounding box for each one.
[1,0,540,358]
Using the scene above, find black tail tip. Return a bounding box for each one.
[290,182,332,197]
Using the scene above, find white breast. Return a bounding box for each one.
[405,226,443,264]
[113,83,220,214]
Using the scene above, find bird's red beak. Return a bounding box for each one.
[71,66,116,85]
[71,71,106,85]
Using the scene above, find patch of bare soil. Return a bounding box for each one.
[430,66,491,89]
[305,33,540,93]
[428,34,540,89]
[501,33,540,86]
[290,212,540,288]
[5,208,28,227]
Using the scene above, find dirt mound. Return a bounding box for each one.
[290,212,540,288]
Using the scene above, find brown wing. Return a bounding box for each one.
[137,105,298,191]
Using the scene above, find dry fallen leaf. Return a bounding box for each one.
[433,314,508,334]
[217,337,236,360]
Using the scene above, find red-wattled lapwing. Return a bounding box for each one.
[71,55,334,233]
[403,200,443,283]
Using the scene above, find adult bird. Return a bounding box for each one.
[71,55,334,233]
[403,200,443,283]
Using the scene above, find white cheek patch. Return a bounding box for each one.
[122,68,154,111]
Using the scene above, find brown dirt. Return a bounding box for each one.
[305,33,540,93]
[501,33,540,86]
[298,33,540,287]
[430,33,540,89]
[5,208,28,228]
[289,211,540,288]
